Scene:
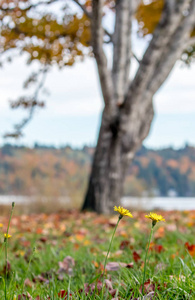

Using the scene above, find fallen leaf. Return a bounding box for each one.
[185,242,195,256]
[58,290,72,299]
[119,240,130,250]
[154,226,165,239]
[24,278,33,288]
[138,291,155,299]
[58,256,75,277]
[18,292,32,300]
[133,251,141,263]
[106,262,128,271]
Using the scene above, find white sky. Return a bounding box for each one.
[0,9,195,149]
[1,54,195,149]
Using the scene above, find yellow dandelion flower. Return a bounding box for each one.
[4,233,12,239]
[0,223,3,228]
[114,206,133,219]
[145,212,165,227]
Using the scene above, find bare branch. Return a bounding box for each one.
[132,52,140,64]
[71,1,113,41]
[4,66,48,139]
[104,29,113,41]
[72,0,92,19]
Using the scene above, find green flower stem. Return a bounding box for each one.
[4,202,15,300]
[4,240,8,300]
[101,215,122,299]
[67,275,71,300]
[102,216,121,277]
[142,225,154,296]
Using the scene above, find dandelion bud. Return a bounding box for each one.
[4,233,12,242]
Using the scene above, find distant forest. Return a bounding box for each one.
[0,144,195,203]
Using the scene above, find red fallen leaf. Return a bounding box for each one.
[154,244,164,253]
[20,240,31,248]
[18,292,32,300]
[39,237,47,243]
[149,244,164,253]
[140,279,156,294]
[185,242,195,256]
[58,290,72,299]
[64,232,72,237]
[133,251,141,262]
[35,296,50,300]
[2,260,11,276]
[58,290,67,298]
[119,240,130,250]
[36,228,43,234]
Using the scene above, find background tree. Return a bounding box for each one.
[0,0,195,213]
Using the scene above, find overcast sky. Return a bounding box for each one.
[1,41,195,149]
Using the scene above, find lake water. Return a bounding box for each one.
[122,197,195,211]
[0,195,195,211]
[0,195,70,205]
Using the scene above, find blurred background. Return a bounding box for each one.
[1,0,195,213]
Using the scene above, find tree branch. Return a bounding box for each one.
[132,52,140,64]
[104,29,113,41]
[72,1,113,42]
[123,0,142,88]
[124,0,191,111]
[4,66,48,139]
[148,0,195,94]
[72,0,92,19]
[92,0,114,113]
[111,0,141,105]
[112,0,132,105]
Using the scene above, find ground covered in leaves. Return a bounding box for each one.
[0,209,195,299]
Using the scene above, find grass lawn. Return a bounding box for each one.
[0,206,194,299]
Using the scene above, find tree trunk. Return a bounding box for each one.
[82,110,124,213]
[82,98,154,214]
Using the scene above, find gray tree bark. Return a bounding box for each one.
[82,0,195,213]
